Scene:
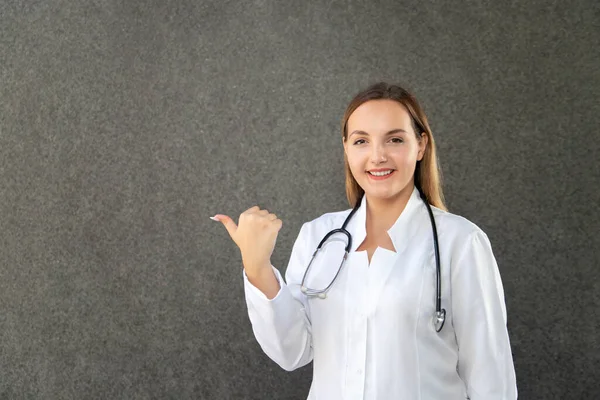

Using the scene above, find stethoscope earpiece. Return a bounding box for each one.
[301,286,327,299]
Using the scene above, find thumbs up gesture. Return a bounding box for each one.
[212,206,283,277]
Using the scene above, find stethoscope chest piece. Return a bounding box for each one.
[433,309,446,332]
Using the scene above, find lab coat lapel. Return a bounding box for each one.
[387,187,422,256]
[367,187,423,308]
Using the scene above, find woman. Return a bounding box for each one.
[212,82,517,399]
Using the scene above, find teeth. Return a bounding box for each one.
[369,170,393,176]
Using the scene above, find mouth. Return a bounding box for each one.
[367,169,395,180]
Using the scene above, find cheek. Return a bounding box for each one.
[390,147,418,165]
[402,150,419,166]
[348,160,364,177]
[346,149,366,171]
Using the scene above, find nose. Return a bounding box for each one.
[370,143,387,164]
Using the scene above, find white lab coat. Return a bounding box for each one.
[243,187,517,399]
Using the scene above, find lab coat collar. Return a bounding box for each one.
[348,186,423,255]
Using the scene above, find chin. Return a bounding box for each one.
[364,184,411,200]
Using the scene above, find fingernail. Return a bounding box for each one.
[210,216,220,221]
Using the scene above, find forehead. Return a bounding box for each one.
[347,99,413,131]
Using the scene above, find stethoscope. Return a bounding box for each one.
[300,187,447,332]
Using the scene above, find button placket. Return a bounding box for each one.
[344,252,368,400]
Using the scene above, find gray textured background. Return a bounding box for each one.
[1,0,599,399]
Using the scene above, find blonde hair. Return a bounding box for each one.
[341,82,447,211]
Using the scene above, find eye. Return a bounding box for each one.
[390,137,404,143]
[353,139,366,145]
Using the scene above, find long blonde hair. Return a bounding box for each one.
[341,82,447,211]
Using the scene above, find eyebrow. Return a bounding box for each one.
[349,129,408,137]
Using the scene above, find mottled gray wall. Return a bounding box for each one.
[1,0,598,398]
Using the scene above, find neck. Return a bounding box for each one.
[365,184,415,232]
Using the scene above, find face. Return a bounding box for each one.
[343,99,427,202]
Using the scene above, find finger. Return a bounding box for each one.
[242,205,260,214]
[274,218,283,230]
[211,214,238,238]
[266,213,278,221]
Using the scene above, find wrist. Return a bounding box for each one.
[243,262,272,279]
[244,264,281,300]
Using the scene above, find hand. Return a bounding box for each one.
[212,206,283,276]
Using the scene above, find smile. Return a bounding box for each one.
[367,169,395,180]
[368,170,393,176]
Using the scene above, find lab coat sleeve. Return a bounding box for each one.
[451,230,518,399]
[242,222,313,371]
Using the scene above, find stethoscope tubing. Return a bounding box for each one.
[301,188,446,331]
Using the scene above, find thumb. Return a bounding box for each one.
[211,214,238,239]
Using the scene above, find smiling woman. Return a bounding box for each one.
[341,83,445,213]
[214,82,517,399]
[345,100,429,216]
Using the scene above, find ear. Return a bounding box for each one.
[417,133,428,161]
